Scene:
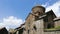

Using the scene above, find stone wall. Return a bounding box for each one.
[33,19,44,34]
[54,19,60,27]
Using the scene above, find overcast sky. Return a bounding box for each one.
[0,0,60,30]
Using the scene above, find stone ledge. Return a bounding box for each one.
[44,29,60,32]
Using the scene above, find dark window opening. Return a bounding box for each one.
[28,30,29,34]
[33,26,37,30]
[47,22,54,29]
[47,23,51,29]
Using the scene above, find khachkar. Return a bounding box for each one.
[25,5,46,34]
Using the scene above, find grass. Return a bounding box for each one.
[44,26,60,30]
[55,26,60,29]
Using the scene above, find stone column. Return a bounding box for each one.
[16,31,19,34]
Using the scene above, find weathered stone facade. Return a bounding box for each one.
[13,5,60,34]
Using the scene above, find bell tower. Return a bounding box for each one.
[32,6,45,17]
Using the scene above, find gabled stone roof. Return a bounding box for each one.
[54,17,60,21]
